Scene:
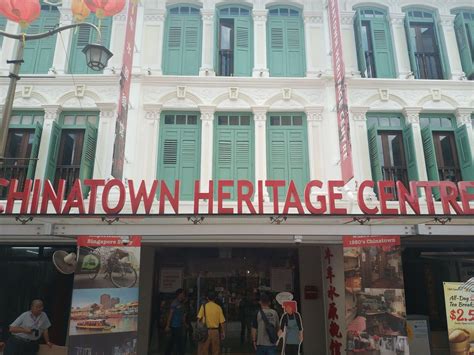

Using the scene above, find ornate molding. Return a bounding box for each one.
[350,107,370,121]
[402,107,422,124]
[304,12,324,25]
[143,104,162,121]
[96,102,117,120]
[389,13,405,26]
[439,15,456,28]
[340,11,355,26]
[252,10,268,22]
[252,106,268,122]
[455,108,473,126]
[144,11,166,22]
[42,105,62,120]
[199,105,216,121]
[201,9,214,21]
[305,106,324,122]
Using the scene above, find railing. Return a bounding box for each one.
[219,49,233,76]
[381,166,409,199]
[55,165,81,197]
[438,166,462,183]
[0,158,35,199]
[364,50,376,78]
[414,52,442,79]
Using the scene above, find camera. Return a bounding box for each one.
[32,329,39,337]
[293,235,303,245]
[121,236,130,245]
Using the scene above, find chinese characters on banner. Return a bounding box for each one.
[443,282,474,354]
[112,0,139,179]
[343,236,409,354]
[324,247,343,355]
[67,236,141,355]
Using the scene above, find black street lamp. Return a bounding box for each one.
[0,22,113,160]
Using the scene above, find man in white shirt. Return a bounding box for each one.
[4,300,53,355]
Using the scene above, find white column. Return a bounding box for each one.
[252,10,269,78]
[322,2,333,75]
[339,11,359,77]
[305,107,325,183]
[94,103,117,179]
[402,107,427,181]
[0,21,19,75]
[349,107,372,186]
[455,108,474,157]
[252,107,269,201]
[199,106,215,192]
[439,14,465,80]
[199,9,215,76]
[389,13,412,79]
[35,105,61,181]
[142,104,162,184]
[141,10,166,75]
[51,9,73,74]
[107,13,126,73]
[303,12,325,77]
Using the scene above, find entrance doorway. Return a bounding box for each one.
[148,247,300,355]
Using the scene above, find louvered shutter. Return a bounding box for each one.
[434,20,451,80]
[182,17,201,75]
[0,17,6,47]
[371,20,396,78]
[45,121,61,184]
[286,19,305,77]
[404,16,418,78]
[353,12,367,77]
[421,126,440,199]
[21,22,41,74]
[402,124,419,181]
[268,19,285,76]
[79,121,98,196]
[165,17,184,74]
[455,124,474,181]
[233,17,252,76]
[288,130,308,195]
[454,13,473,78]
[268,130,288,196]
[215,129,233,181]
[235,130,252,181]
[160,128,179,195]
[34,10,59,74]
[179,129,200,200]
[368,127,383,189]
[27,123,43,179]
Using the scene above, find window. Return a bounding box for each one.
[158,112,201,200]
[453,10,474,79]
[404,9,450,79]
[20,4,59,74]
[267,7,305,77]
[163,5,202,75]
[353,8,396,78]
[367,114,418,198]
[216,6,252,77]
[45,113,99,197]
[68,14,112,74]
[214,113,254,199]
[267,113,309,199]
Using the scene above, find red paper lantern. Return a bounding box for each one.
[0,0,41,29]
[84,0,125,19]
[71,0,91,23]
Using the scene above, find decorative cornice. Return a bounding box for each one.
[199,105,216,121]
[350,107,370,121]
[143,103,162,120]
[252,106,268,121]
[389,13,405,26]
[144,11,166,22]
[201,9,214,21]
[42,104,62,120]
[252,10,268,22]
[340,11,355,26]
[304,12,324,25]
[402,107,422,124]
[439,14,456,28]
[455,107,474,126]
[305,106,324,121]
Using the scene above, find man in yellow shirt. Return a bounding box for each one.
[197,292,225,355]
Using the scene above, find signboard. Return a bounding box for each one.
[443,282,474,354]
[1,178,473,216]
[327,0,353,183]
[344,236,409,354]
[407,316,431,355]
[68,236,141,354]
[159,268,183,293]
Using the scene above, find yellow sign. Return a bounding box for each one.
[443,282,474,354]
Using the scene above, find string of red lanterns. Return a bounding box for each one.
[0,0,41,29]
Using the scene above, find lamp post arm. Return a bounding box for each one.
[0,22,103,43]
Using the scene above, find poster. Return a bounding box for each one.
[159,268,183,293]
[443,282,474,354]
[67,236,141,355]
[343,236,409,354]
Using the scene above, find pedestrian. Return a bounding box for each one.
[165,289,187,355]
[197,291,226,355]
[279,302,303,355]
[4,300,53,355]
[251,293,280,355]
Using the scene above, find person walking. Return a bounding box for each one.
[4,300,53,355]
[165,289,187,355]
[197,292,225,355]
[251,293,280,355]
[280,302,303,355]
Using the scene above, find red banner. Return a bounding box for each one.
[77,235,141,247]
[343,235,400,248]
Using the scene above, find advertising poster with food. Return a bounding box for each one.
[67,236,141,355]
[443,282,474,354]
[343,236,409,355]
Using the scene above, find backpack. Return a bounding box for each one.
[259,309,279,344]
[194,303,208,343]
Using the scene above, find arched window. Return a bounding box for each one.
[163,5,202,75]
[404,8,450,79]
[216,6,253,76]
[267,6,305,77]
[353,7,396,78]
[453,9,474,79]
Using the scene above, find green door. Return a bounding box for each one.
[353,12,367,77]
[454,13,474,78]
[367,126,382,190]
[45,121,61,184]
[455,124,474,181]
[402,124,419,181]
[27,122,43,179]
[79,121,98,196]
[233,17,252,76]
[371,20,396,78]
[421,126,440,199]
[404,15,418,78]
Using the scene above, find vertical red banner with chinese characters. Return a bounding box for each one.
[327,0,354,183]
[343,236,409,354]
[112,1,139,179]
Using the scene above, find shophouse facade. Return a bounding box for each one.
[0,0,473,354]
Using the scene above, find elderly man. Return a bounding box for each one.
[4,300,53,355]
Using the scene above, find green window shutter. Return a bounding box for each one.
[286,19,305,77]
[45,121,61,183]
[164,17,184,74]
[268,130,288,199]
[233,17,252,76]
[353,11,367,77]
[79,121,98,196]
[368,126,383,185]
[27,122,42,179]
[371,20,396,78]
[0,17,6,47]
[402,124,419,181]
[455,124,474,181]
[160,128,179,195]
[69,15,112,74]
[434,19,450,80]
[268,19,285,76]
[421,126,440,199]
[454,13,474,78]
[404,15,418,78]
[215,130,233,181]
[288,130,307,194]
[179,129,200,200]
[182,18,201,75]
